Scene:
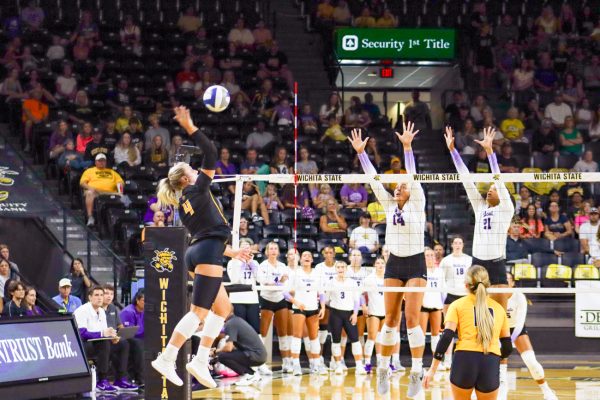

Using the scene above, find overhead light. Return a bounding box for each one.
[358,81,367,85]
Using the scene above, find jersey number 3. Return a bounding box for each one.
[182,200,195,215]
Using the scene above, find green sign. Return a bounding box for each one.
[335,28,456,60]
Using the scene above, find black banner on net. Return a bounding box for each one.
[143,227,191,400]
[0,144,58,217]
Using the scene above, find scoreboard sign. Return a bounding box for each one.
[336,28,456,60]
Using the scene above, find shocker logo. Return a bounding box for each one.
[0,166,19,202]
[151,248,177,273]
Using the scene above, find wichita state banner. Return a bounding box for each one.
[0,143,58,217]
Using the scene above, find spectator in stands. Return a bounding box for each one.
[574,201,592,234]
[143,196,172,226]
[544,92,572,129]
[228,17,255,50]
[573,150,599,172]
[532,119,558,155]
[319,199,347,240]
[246,119,275,152]
[144,135,169,172]
[22,87,49,152]
[128,117,145,152]
[220,70,243,99]
[495,14,519,46]
[1,67,24,101]
[2,281,27,317]
[120,15,142,57]
[578,6,596,36]
[66,258,91,302]
[319,92,343,127]
[521,204,544,239]
[479,115,503,151]
[316,0,334,23]
[253,19,273,49]
[58,139,87,172]
[297,147,318,174]
[512,59,535,107]
[343,96,363,129]
[215,147,237,195]
[497,142,520,173]
[271,97,293,126]
[467,145,491,173]
[176,59,199,90]
[0,260,13,298]
[55,62,77,102]
[583,54,600,89]
[20,1,44,31]
[177,6,202,35]
[575,98,593,131]
[114,132,142,167]
[2,14,22,40]
[168,135,189,167]
[71,10,100,47]
[20,45,38,72]
[0,244,19,279]
[75,122,93,154]
[115,105,134,134]
[72,35,91,62]
[535,54,560,107]
[84,129,109,162]
[354,7,376,28]
[536,6,559,35]
[258,41,294,90]
[579,207,600,267]
[0,37,22,70]
[362,93,381,118]
[558,116,583,156]
[231,92,251,118]
[106,79,132,110]
[48,120,72,160]
[367,197,385,227]
[270,146,293,174]
[500,107,526,143]
[299,104,319,135]
[197,53,221,83]
[404,90,432,131]
[80,153,124,226]
[240,148,261,175]
[496,39,519,89]
[241,181,270,224]
[332,0,351,25]
[506,221,529,264]
[376,8,397,27]
[524,98,544,132]
[382,155,406,189]
[313,183,335,210]
[251,79,277,119]
[544,201,573,240]
[590,105,600,141]
[558,3,577,35]
[567,192,586,221]
[263,183,284,211]
[52,278,82,313]
[352,137,381,172]
[238,217,259,251]
[349,212,379,254]
[472,23,495,89]
[516,186,533,217]
[553,41,570,76]
[24,287,43,316]
[561,73,584,108]
[454,118,477,155]
[320,114,347,143]
[144,114,170,151]
[119,289,145,384]
[69,90,94,125]
[469,95,492,127]
[340,183,368,209]
[448,104,471,132]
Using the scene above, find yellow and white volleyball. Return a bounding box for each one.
[202,85,231,113]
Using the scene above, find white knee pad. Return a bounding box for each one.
[291,337,302,355]
[202,312,225,339]
[310,339,320,355]
[378,324,397,346]
[407,326,426,348]
[364,339,375,358]
[521,350,545,381]
[332,343,342,357]
[279,336,290,352]
[318,330,328,345]
[340,336,347,346]
[174,311,201,339]
[351,342,363,357]
[303,336,311,350]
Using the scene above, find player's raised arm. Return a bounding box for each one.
[173,106,217,180]
[445,126,484,210]
[395,121,425,205]
[350,128,393,204]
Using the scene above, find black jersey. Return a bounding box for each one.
[179,171,230,241]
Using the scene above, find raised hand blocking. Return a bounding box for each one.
[444,126,455,151]
[474,126,496,155]
[395,121,419,148]
[349,128,369,154]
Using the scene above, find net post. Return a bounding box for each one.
[231,176,244,249]
[293,82,298,248]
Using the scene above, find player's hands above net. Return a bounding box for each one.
[395,121,419,148]
[349,128,369,154]
[444,126,455,151]
[474,126,496,155]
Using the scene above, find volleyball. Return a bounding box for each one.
[202,85,230,113]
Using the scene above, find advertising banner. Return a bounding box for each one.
[575,280,600,338]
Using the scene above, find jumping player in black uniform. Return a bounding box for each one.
[151,106,251,388]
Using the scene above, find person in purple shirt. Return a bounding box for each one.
[340,183,368,209]
[24,287,44,316]
[121,289,145,385]
[143,196,173,225]
[216,147,238,195]
[240,148,261,175]
[48,120,73,160]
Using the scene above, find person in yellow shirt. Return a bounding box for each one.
[423,265,511,399]
[320,115,347,142]
[367,199,386,226]
[354,7,376,28]
[500,107,525,142]
[80,153,124,226]
[376,9,397,28]
[316,0,334,22]
[383,156,407,190]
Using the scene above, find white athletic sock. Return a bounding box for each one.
[364,339,375,361]
[376,354,382,367]
[392,353,400,364]
[500,363,508,374]
[293,358,301,366]
[380,356,391,369]
[196,346,211,364]
[355,358,363,369]
[539,382,553,394]
[411,358,423,373]
[163,344,179,362]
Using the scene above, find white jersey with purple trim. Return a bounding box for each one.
[440,253,472,296]
[257,259,289,303]
[364,273,385,316]
[507,292,527,330]
[288,267,322,311]
[327,277,359,311]
[422,267,445,310]
[347,266,369,289]
[315,262,337,282]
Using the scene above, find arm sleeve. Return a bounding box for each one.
[450,149,485,212]
[405,150,426,210]
[511,294,528,342]
[192,129,217,170]
[358,152,393,206]
[79,328,101,340]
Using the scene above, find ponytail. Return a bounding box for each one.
[466,265,494,354]
[156,162,187,208]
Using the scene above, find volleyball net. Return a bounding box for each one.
[213,171,600,295]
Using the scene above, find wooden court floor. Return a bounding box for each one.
[193,367,600,399]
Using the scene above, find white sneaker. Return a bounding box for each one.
[292,363,302,376]
[257,363,273,376]
[543,388,558,400]
[376,367,391,395]
[235,373,261,386]
[151,354,183,386]
[317,363,329,375]
[355,365,367,375]
[283,359,293,374]
[186,357,216,389]
[391,359,406,373]
[320,356,330,370]
[334,362,344,375]
[340,359,348,371]
[407,370,424,398]
[87,216,95,227]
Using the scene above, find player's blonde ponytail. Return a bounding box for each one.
[466,265,494,354]
[156,162,187,207]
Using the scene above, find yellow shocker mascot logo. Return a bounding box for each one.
[151,248,177,273]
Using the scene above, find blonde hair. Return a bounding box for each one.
[156,162,187,207]
[466,265,494,354]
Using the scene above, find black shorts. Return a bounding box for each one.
[185,237,226,270]
[385,252,427,282]
[510,326,528,337]
[292,308,320,318]
[450,351,501,393]
[444,294,464,305]
[471,257,508,285]
[357,309,364,317]
[421,306,442,313]
[369,314,385,321]
[259,297,288,312]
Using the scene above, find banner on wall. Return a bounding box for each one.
[575,280,600,338]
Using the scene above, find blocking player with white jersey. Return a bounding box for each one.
[419,248,445,367]
[364,257,386,371]
[506,273,558,400]
[439,236,472,369]
[226,238,260,333]
[350,122,427,397]
[285,251,327,376]
[256,242,290,375]
[445,125,515,310]
[314,245,337,355]
[326,261,367,375]
[346,250,369,348]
